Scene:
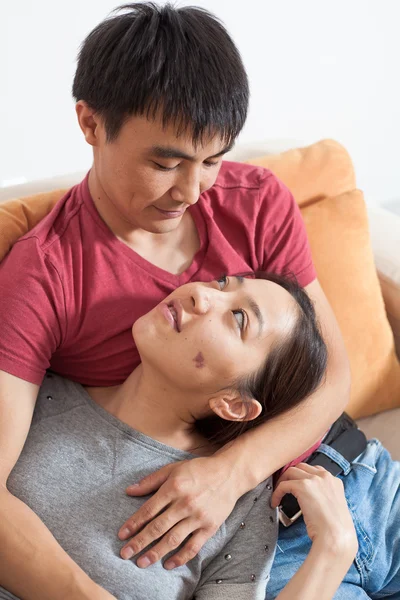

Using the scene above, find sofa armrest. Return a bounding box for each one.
[367,203,400,358]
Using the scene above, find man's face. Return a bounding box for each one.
[79,105,232,234]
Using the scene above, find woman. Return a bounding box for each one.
[1,274,355,600]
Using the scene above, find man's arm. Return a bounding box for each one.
[117,278,350,567]
[0,371,116,600]
[216,278,350,486]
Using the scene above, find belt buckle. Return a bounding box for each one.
[278,505,303,527]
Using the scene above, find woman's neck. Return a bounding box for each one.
[85,365,213,455]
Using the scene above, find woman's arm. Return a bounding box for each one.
[273,463,357,600]
[0,371,116,600]
[194,464,356,600]
[276,544,353,600]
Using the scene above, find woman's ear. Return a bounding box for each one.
[209,393,262,422]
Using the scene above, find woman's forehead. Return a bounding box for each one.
[244,278,298,338]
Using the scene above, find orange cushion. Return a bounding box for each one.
[246,138,356,208]
[0,190,64,259]
[247,141,400,417]
[300,189,400,418]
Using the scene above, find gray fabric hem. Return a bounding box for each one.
[195,581,268,599]
[0,589,20,599]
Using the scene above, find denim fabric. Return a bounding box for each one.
[266,440,400,599]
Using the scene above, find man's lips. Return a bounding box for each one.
[154,205,186,218]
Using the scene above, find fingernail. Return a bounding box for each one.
[121,547,134,560]
[119,528,131,540]
[164,561,176,570]
[127,483,140,490]
[138,556,151,568]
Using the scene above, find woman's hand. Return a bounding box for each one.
[117,456,240,569]
[272,463,358,559]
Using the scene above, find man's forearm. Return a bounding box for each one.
[0,488,115,600]
[216,344,351,491]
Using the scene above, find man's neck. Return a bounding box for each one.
[87,166,200,275]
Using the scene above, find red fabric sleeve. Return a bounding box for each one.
[0,239,66,384]
[257,173,316,288]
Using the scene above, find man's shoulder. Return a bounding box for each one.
[214,160,274,190]
[17,178,89,257]
[203,160,290,218]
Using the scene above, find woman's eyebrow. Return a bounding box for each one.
[245,296,264,337]
[233,276,264,336]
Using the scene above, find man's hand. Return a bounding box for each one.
[118,456,239,569]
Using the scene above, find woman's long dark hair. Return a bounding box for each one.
[195,272,328,447]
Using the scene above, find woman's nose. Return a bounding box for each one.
[191,288,211,315]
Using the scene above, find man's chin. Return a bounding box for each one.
[141,217,183,235]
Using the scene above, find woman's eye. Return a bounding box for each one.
[216,275,228,289]
[233,309,245,330]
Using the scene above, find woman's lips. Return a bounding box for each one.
[154,206,186,219]
[160,303,179,332]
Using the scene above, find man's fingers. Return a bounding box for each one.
[134,520,197,568]
[118,494,172,541]
[120,507,187,558]
[164,530,211,569]
[126,462,179,496]
[118,455,237,566]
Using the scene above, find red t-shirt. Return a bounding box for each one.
[0,161,316,386]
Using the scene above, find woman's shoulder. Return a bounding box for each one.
[226,477,275,536]
[33,372,87,423]
[196,477,277,597]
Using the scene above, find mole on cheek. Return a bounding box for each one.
[193,351,206,369]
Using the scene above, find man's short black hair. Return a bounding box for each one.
[72,2,249,145]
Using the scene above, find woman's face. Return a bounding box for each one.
[133,276,297,397]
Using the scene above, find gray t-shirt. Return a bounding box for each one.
[2,373,277,600]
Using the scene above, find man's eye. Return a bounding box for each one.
[153,162,179,171]
[216,275,228,289]
[233,309,245,330]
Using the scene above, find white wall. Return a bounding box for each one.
[1,0,400,204]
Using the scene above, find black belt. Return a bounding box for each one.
[278,412,367,527]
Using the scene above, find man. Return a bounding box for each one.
[0,3,350,599]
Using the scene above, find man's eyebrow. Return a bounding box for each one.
[149,142,234,162]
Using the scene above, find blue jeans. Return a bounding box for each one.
[266,439,400,599]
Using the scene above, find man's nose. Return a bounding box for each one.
[171,170,201,206]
